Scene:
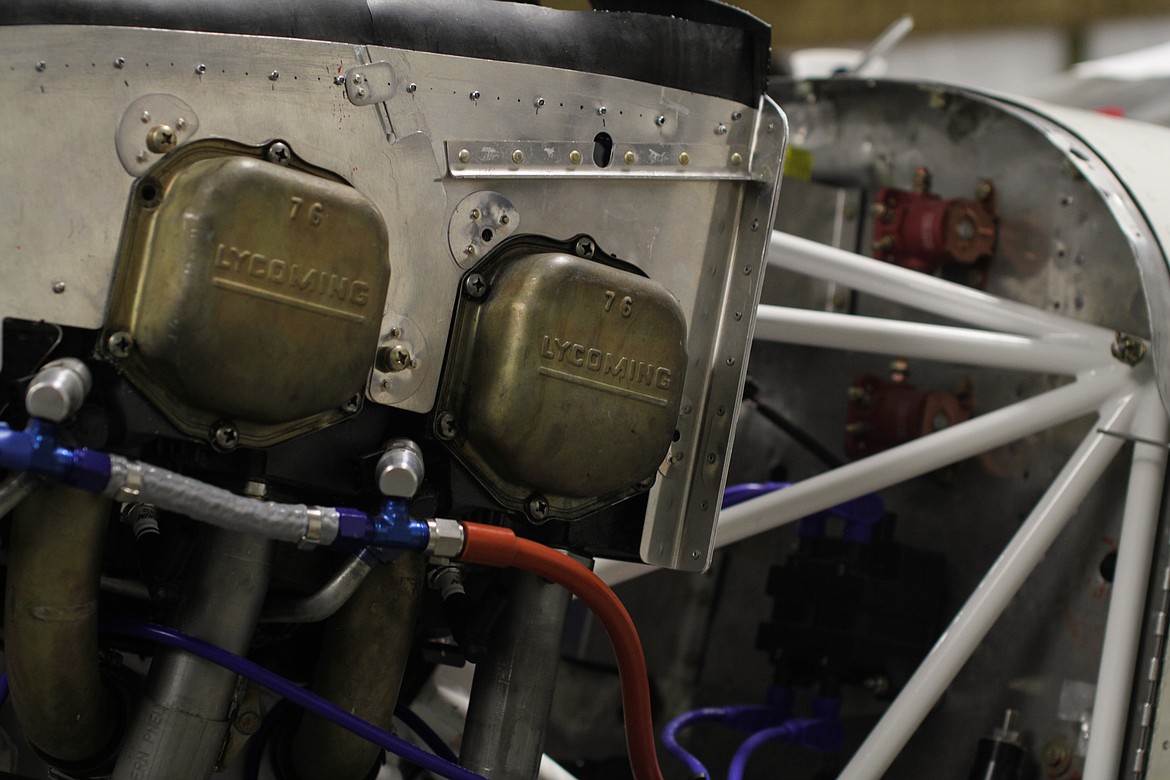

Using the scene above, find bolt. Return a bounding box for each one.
[377,344,412,373]
[623,150,636,165]
[469,90,480,101]
[534,97,545,107]
[871,203,889,220]
[106,331,134,358]
[464,273,488,299]
[678,151,690,166]
[333,74,345,85]
[195,63,207,75]
[146,125,177,154]
[35,61,46,72]
[436,412,458,440]
[890,358,910,379]
[114,57,125,69]
[733,311,742,321]
[265,142,291,165]
[458,148,471,164]
[575,238,595,258]
[1112,332,1147,366]
[715,123,728,135]
[499,214,510,225]
[569,150,582,165]
[655,115,666,126]
[464,244,476,256]
[511,149,524,164]
[862,675,890,696]
[236,710,262,736]
[269,70,279,81]
[730,152,743,166]
[341,394,362,414]
[527,495,550,521]
[355,86,367,99]
[597,106,607,116]
[212,422,240,451]
[469,208,481,220]
[351,73,364,85]
[52,281,66,294]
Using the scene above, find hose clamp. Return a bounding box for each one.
[298,508,326,550]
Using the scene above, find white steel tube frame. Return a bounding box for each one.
[593,230,1170,780]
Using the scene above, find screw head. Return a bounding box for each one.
[569,150,582,165]
[341,394,362,413]
[377,344,412,373]
[678,151,690,166]
[527,495,550,521]
[464,273,488,299]
[575,238,595,258]
[269,70,279,81]
[436,412,458,440]
[146,125,177,154]
[511,149,524,164]
[655,115,666,126]
[106,331,134,359]
[195,63,207,75]
[211,422,240,451]
[623,150,636,165]
[265,142,291,165]
[469,90,481,101]
[1112,332,1147,366]
[113,57,125,69]
[458,148,471,164]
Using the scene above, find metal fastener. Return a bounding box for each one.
[195,63,207,75]
[135,150,148,163]
[767,122,775,133]
[469,208,481,220]
[469,90,481,101]
[715,123,728,135]
[726,356,736,366]
[377,344,412,373]
[499,214,510,225]
[691,550,701,559]
[140,111,151,124]
[212,422,240,451]
[265,142,291,165]
[35,61,46,72]
[458,148,471,164]
[464,244,476,256]
[436,412,458,440]
[873,235,895,251]
[176,117,187,130]
[750,219,759,232]
[333,74,345,85]
[464,273,488,299]
[269,70,279,81]
[655,115,666,126]
[511,149,524,164]
[534,97,545,107]
[146,125,177,154]
[623,150,636,165]
[597,106,607,116]
[52,281,66,294]
[706,453,717,464]
[730,152,743,166]
[235,710,262,736]
[527,495,550,521]
[846,422,868,435]
[407,82,417,92]
[569,150,582,165]
[355,86,367,99]
[575,237,596,258]
[340,394,362,414]
[114,57,125,69]
[731,111,743,121]
[678,152,690,166]
[1112,332,1147,366]
[106,331,134,358]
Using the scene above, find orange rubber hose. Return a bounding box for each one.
[457,522,664,780]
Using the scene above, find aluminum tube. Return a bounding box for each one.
[113,528,273,780]
[5,485,117,765]
[260,552,374,623]
[290,551,425,780]
[768,230,1118,343]
[753,305,1106,374]
[104,455,337,546]
[1082,387,1170,779]
[0,472,41,517]
[461,570,573,779]
[837,390,1137,780]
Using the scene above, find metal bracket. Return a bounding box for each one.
[345,62,397,106]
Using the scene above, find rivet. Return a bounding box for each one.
[655,115,666,126]
[623,150,636,165]
[715,123,728,135]
[678,152,690,166]
[176,117,187,130]
[534,97,545,107]
[731,152,743,166]
[195,63,206,75]
[767,122,775,133]
[469,90,481,101]
[458,149,471,164]
[750,219,760,231]
[52,281,66,294]
[140,111,151,123]
[569,150,582,165]
[135,150,148,163]
[597,106,607,116]
[269,70,279,81]
[333,74,345,85]
[113,57,125,69]
[469,208,481,220]
[407,82,417,92]
[732,111,743,120]
[511,149,524,164]
[35,61,46,72]
[499,214,510,225]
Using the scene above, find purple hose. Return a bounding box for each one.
[662,702,792,778]
[727,722,801,780]
[100,616,484,780]
[0,672,7,709]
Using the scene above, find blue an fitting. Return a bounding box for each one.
[332,499,430,551]
[0,419,111,492]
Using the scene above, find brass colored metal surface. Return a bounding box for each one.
[438,239,687,519]
[106,141,390,447]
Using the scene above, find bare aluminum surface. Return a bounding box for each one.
[0,25,784,570]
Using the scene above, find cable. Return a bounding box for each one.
[395,702,459,764]
[457,523,664,780]
[0,671,8,709]
[100,616,485,780]
[661,700,793,778]
[727,722,801,780]
[661,709,723,778]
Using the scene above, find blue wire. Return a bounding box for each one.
[727,722,800,780]
[661,708,723,778]
[395,702,459,764]
[101,616,484,780]
[0,672,8,709]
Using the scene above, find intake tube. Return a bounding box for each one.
[5,485,119,770]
